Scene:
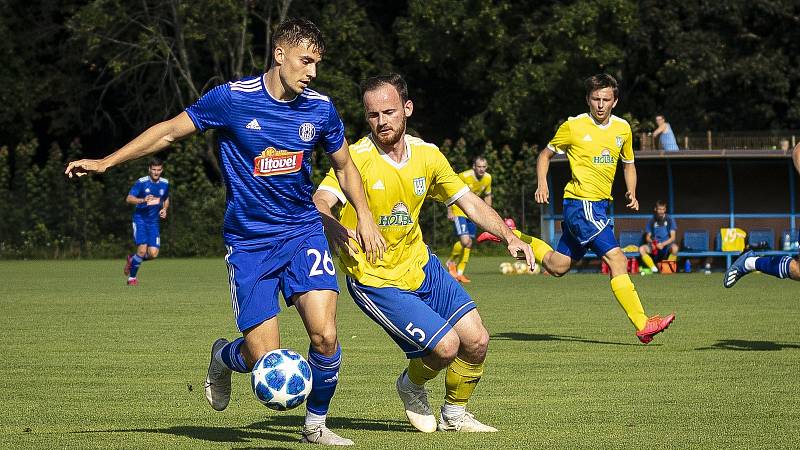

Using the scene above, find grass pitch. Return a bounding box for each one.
[1,257,799,449]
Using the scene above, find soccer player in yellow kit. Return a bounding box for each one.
[445,157,492,283]
[516,74,675,343]
[314,74,533,433]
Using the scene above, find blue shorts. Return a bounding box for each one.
[224,228,339,332]
[557,199,619,260]
[132,220,160,248]
[346,250,476,359]
[453,217,477,238]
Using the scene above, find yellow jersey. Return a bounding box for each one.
[547,113,634,201]
[450,169,491,217]
[318,134,469,290]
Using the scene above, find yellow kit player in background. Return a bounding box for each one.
[445,156,492,283]
[513,74,675,343]
[314,74,533,433]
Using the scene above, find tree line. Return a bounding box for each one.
[2,0,799,258]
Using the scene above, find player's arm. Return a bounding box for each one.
[662,229,676,247]
[327,143,386,263]
[456,192,535,270]
[793,142,800,175]
[312,189,360,257]
[623,162,639,210]
[535,147,555,204]
[126,194,146,206]
[652,122,666,139]
[160,198,170,219]
[483,193,492,207]
[65,113,198,178]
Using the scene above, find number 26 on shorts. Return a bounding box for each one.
[307,248,335,276]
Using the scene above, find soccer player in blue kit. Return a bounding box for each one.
[123,158,169,286]
[66,18,385,446]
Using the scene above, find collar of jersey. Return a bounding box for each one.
[369,134,411,169]
[261,74,302,105]
[581,112,613,130]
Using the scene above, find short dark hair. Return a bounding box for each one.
[655,200,668,209]
[272,18,325,56]
[360,73,409,104]
[584,73,619,99]
[149,157,163,168]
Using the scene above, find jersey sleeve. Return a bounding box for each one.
[320,102,346,154]
[128,181,142,198]
[184,84,231,132]
[162,182,170,200]
[428,149,469,206]
[620,126,634,163]
[668,217,677,231]
[317,168,346,205]
[645,219,655,235]
[547,120,572,154]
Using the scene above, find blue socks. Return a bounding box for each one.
[129,254,144,278]
[216,337,249,373]
[755,256,793,279]
[306,344,342,416]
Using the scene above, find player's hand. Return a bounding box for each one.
[625,191,639,210]
[655,242,664,250]
[447,210,455,221]
[159,208,168,219]
[321,215,361,257]
[356,217,386,264]
[535,185,549,204]
[64,159,107,178]
[507,235,535,271]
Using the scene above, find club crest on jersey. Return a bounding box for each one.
[378,202,413,227]
[616,136,624,148]
[253,147,303,176]
[592,148,615,165]
[413,177,426,196]
[299,122,316,142]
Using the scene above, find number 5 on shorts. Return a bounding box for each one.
[307,248,335,276]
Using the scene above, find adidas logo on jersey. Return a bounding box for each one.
[583,134,593,141]
[246,119,262,130]
[371,180,385,190]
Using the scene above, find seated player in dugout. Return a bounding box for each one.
[639,200,679,273]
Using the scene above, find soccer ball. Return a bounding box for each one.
[251,349,313,411]
[500,262,514,274]
[513,261,529,274]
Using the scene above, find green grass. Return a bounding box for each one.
[1,257,799,449]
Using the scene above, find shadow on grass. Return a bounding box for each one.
[695,339,800,351]
[491,332,639,346]
[73,414,413,445]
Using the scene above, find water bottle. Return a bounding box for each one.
[784,232,792,251]
[684,259,692,273]
[704,263,711,275]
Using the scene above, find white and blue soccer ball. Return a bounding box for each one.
[251,349,312,411]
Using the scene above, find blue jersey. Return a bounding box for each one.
[646,215,677,242]
[185,76,345,247]
[129,176,169,222]
[659,124,679,151]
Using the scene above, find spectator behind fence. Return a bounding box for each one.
[653,114,679,152]
[780,138,790,152]
[639,200,679,273]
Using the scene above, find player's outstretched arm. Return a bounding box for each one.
[313,189,360,257]
[535,148,555,204]
[623,162,639,211]
[793,142,800,175]
[65,112,197,178]
[456,192,535,270]
[328,142,386,263]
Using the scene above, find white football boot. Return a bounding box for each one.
[395,370,437,432]
[438,408,498,432]
[300,424,354,446]
[204,338,232,411]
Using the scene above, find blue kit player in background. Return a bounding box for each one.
[725,142,800,286]
[66,18,385,446]
[123,158,169,286]
[638,200,679,273]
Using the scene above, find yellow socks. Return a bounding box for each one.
[407,357,440,386]
[610,274,648,330]
[444,357,484,406]
[512,230,553,266]
[641,253,656,270]
[449,241,462,263]
[667,254,677,262]
[457,247,471,274]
